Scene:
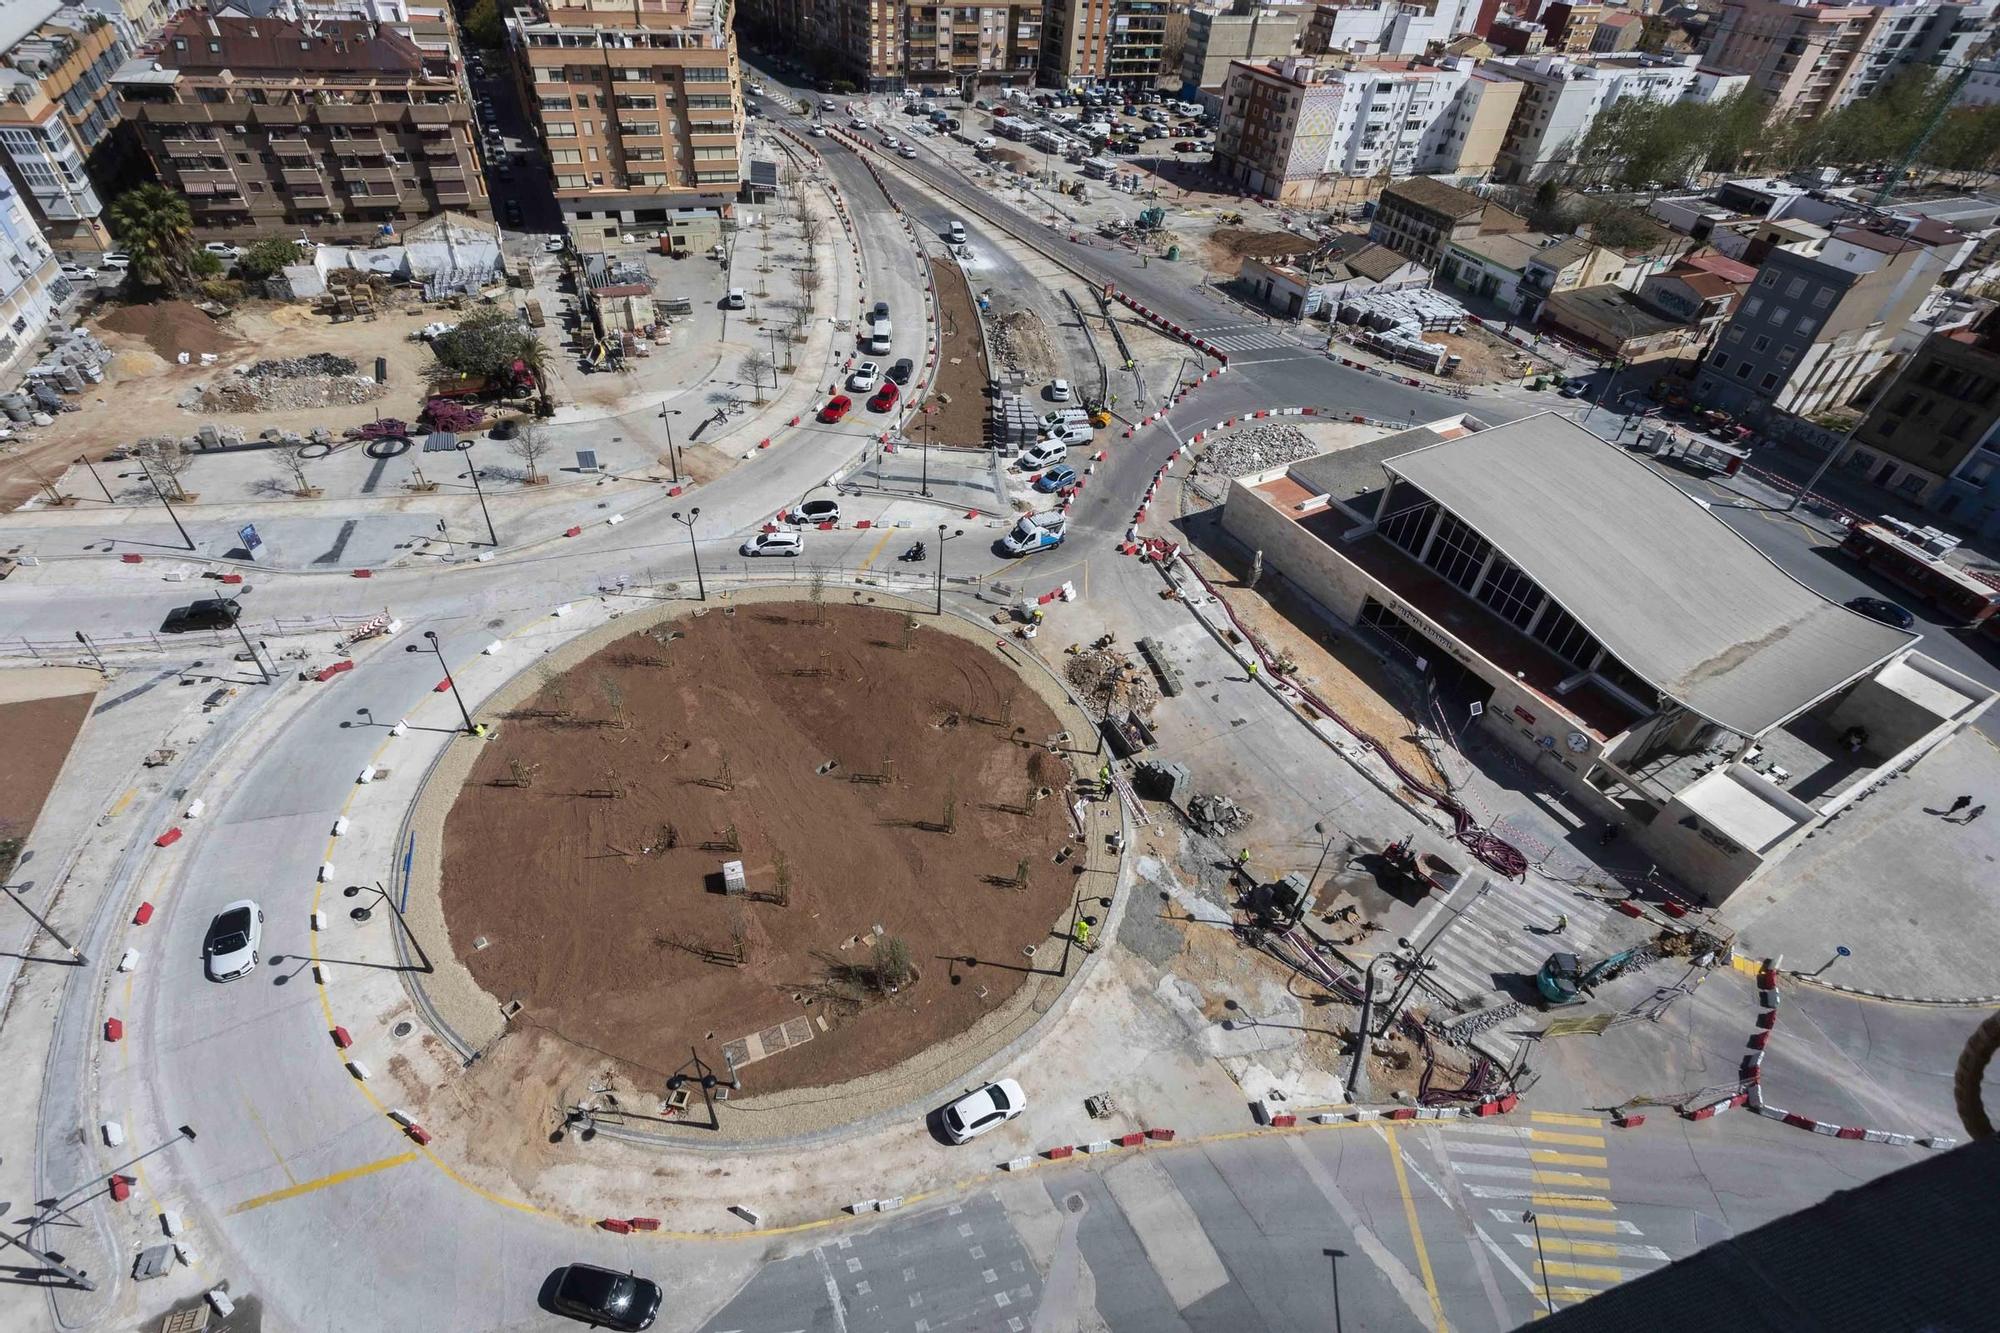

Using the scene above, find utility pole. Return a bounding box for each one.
[460,445,497,547]
[670,507,705,601]
[1345,954,1398,1102]
[0,882,86,964]
[935,524,964,616]
[1524,1211,1555,1314]
[142,461,195,551]
[74,454,114,504]
[73,630,106,675]
[423,631,478,736]
[659,406,682,482]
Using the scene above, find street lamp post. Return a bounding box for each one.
[73,630,106,675]
[1524,1211,1555,1314]
[935,524,964,616]
[920,403,935,498]
[75,454,114,505]
[670,507,705,601]
[142,461,195,552]
[423,631,478,736]
[459,443,497,547]
[229,612,271,684]
[767,326,787,377]
[659,406,683,482]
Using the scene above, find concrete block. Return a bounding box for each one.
[184,798,205,819]
[848,1200,877,1214]
[319,863,335,882]
[1809,1121,1841,1136]
[118,949,140,973]
[347,1060,370,1081]
[1083,1140,1114,1153]
[390,720,408,736]
[332,816,349,836]
[207,1289,235,1317]
[357,766,375,785]
[483,640,505,655]
[316,962,334,984]
[877,1197,904,1212]
[162,1210,185,1237]
[1002,1157,1033,1172]
[729,1205,762,1225]
[312,910,326,931]
[102,1120,125,1147]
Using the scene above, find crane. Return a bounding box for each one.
[1874,60,1977,207]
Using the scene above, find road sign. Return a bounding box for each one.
[238,523,262,552]
[1836,945,1851,957]
[576,449,599,473]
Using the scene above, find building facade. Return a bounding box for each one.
[1836,310,2000,512]
[0,168,67,380]
[0,3,137,251]
[1039,0,1173,87]
[1182,3,1310,100]
[115,11,486,242]
[1490,53,1749,182]
[903,1,1044,90]
[1692,227,1948,418]
[1368,173,1525,267]
[1301,0,1488,59]
[507,0,741,241]
[1702,0,1996,119]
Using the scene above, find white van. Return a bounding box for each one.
[947,219,966,244]
[1019,439,1068,470]
[1041,408,1090,432]
[867,318,892,354]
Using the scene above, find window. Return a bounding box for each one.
[1753,335,1769,352]
[1712,353,1730,370]
[1812,287,1832,308]
[1785,276,1806,298]
[1532,603,1596,667]
[1380,488,1436,554]
[1423,511,1491,593]
[1796,316,1817,336]
[1778,346,1797,366]
[1758,270,1777,288]
[1761,372,1779,389]
[1772,306,1791,327]
[1478,558,1545,630]
[1743,296,1762,317]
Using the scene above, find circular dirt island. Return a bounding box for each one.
[438,601,1084,1097]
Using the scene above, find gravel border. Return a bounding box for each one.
[1782,971,2000,1007]
[395,583,1127,1146]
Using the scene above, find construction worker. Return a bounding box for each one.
[1098,763,1111,786]
[1236,848,1251,868]
[1552,913,1569,935]
[1247,660,1261,679]
[1073,919,1092,949]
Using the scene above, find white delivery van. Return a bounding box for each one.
[947,219,966,243]
[867,318,893,354]
[1019,439,1068,470]
[1041,408,1091,432]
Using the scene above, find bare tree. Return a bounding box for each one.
[796,264,822,309]
[739,348,775,403]
[800,210,825,254]
[277,443,316,497]
[510,424,552,482]
[598,673,628,729]
[140,442,193,500]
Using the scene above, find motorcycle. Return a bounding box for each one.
[899,541,928,562]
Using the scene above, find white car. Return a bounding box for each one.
[787,498,841,526]
[883,134,902,149]
[810,124,826,137]
[542,235,565,254]
[1041,422,1092,448]
[723,288,747,310]
[204,900,263,982]
[203,242,243,258]
[741,531,803,557]
[898,144,918,158]
[976,136,996,151]
[416,321,458,341]
[59,263,95,282]
[848,361,882,392]
[1047,378,1073,402]
[100,251,131,271]
[941,1078,1026,1143]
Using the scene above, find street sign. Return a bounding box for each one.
[1468,701,1484,717]
[1836,945,1851,957]
[576,449,599,473]
[238,523,262,552]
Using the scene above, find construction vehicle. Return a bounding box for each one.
[1535,947,1644,1009]
[1136,206,1166,231]
[999,510,1067,556]
[429,359,538,401]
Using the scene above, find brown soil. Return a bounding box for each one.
[1200,227,1315,278]
[440,602,1079,1096]
[0,682,97,871]
[917,257,990,448]
[96,300,241,361]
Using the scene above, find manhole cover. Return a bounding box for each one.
[391,1021,414,1039]
[1065,1193,1087,1215]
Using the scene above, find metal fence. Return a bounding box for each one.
[2,613,384,662]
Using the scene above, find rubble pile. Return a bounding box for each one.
[988,308,1056,377]
[1198,423,1320,480]
[1189,792,1253,835]
[244,353,359,379]
[183,368,387,415]
[1065,647,1159,716]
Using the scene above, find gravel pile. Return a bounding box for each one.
[244,352,358,379]
[1197,422,1320,479]
[185,373,388,414]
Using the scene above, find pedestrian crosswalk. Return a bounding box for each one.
[1444,1113,1674,1318]
[1407,873,1629,1006]
[1190,322,1305,353]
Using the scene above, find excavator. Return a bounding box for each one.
[1535,947,1644,1009]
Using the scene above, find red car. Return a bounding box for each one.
[818,394,853,423]
[868,381,900,412]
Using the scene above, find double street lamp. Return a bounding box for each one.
[935,524,964,616]
[423,630,479,736]
[670,507,705,601]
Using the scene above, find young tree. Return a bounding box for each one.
[139,441,193,501]
[277,442,316,496]
[107,185,198,291]
[430,307,538,382]
[238,237,304,282]
[871,935,913,993]
[739,348,775,403]
[509,423,551,481]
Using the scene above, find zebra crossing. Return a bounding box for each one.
[1191,322,1305,353]
[1408,873,1632,1006]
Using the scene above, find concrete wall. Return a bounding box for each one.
[1221,478,1374,623]
[1826,678,1949,758]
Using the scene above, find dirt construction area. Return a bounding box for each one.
[0,667,101,875]
[439,602,1081,1097]
[917,257,989,447]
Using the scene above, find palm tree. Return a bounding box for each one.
[108,185,197,291]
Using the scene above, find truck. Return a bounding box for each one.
[999,511,1067,556]
[429,358,538,402]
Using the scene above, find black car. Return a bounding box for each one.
[162,598,242,634]
[887,357,914,385]
[1845,596,1915,630]
[550,1264,662,1331]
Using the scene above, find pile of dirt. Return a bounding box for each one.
[989,308,1059,380]
[244,352,357,379]
[1064,646,1158,718]
[1211,228,1315,260]
[917,257,989,447]
[439,603,1079,1096]
[184,372,387,415]
[96,300,238,361]
[992,148,1030,172]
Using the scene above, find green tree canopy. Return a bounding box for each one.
[430,307,537,380]
[107,184,197,290]
[237,237,304,281]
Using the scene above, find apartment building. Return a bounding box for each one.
[1698,0,1882,119]
[1040,0,1171,88]
[1428,63,1524,182]
[1692,226,1949,417]
[1182,3,1311,102]
[1591,10,1643,52]
[1837,308,2000,511]
[1301,0,1489,59]
[0,168,67,381]
[1490,53,1749,182]
[507,0,740,241]
[215,0,466,67]
[903,2,1044,90]
[0,2,137,251]
[1213,55,1479,202]
[1535,2,1604,52]
[114,11,486,242]
[1369,173,1526,266]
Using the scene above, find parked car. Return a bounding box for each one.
[58,263,95,282]
[940,1078,1026,1143]
[1047,378,1072,402]
[548,1264,663,1331]
[1018,440,1067,471]
[976,137,997,151]
[817,394,852,423]
[899,144,918,158]
[868,381,899,412]
[1558,379,1592,399]
[1173,140,1202,153]
[162,598,243,634]
[204,901,263,982]
[203,242,243,258]
[1845,596,1915,629]
[872,300,891,320]
[789,498,841,526]
[1033,464,1079,493]
[723,288,747,310]
[100,251,130,271]
[888,357,914,385]
[847,361,882,393]
[543,236,566,254]
[1040,422,1092,448]
[741,531,804,557]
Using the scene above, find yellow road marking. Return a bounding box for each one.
[1531,1194,1614,1212]
[1534,1260,1623,1283]
[1731,954,1762,976]
[856,527,894,571]
[1536,1214,1621,1235]
[229,1151,418,1215]
[1546,1286,1609,1304]
[106,788,137,819]
[1529,1112,1600,1128]
[1532,1171,1610,1189]
[1386,1129,1451,1333]
[1527,1130,1604,1148]
[1530,1150,1609,1168]
[243,1095,298,1186]
[1536,1237,1623,1259]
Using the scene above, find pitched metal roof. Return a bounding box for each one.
[1381,414,1915,735]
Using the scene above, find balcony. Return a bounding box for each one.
[338,164,399,186]
[267,136,309,154]
[422,138,463,157]
[280,165,325,187]
[179,169,240,193]
[162,137,219,155]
